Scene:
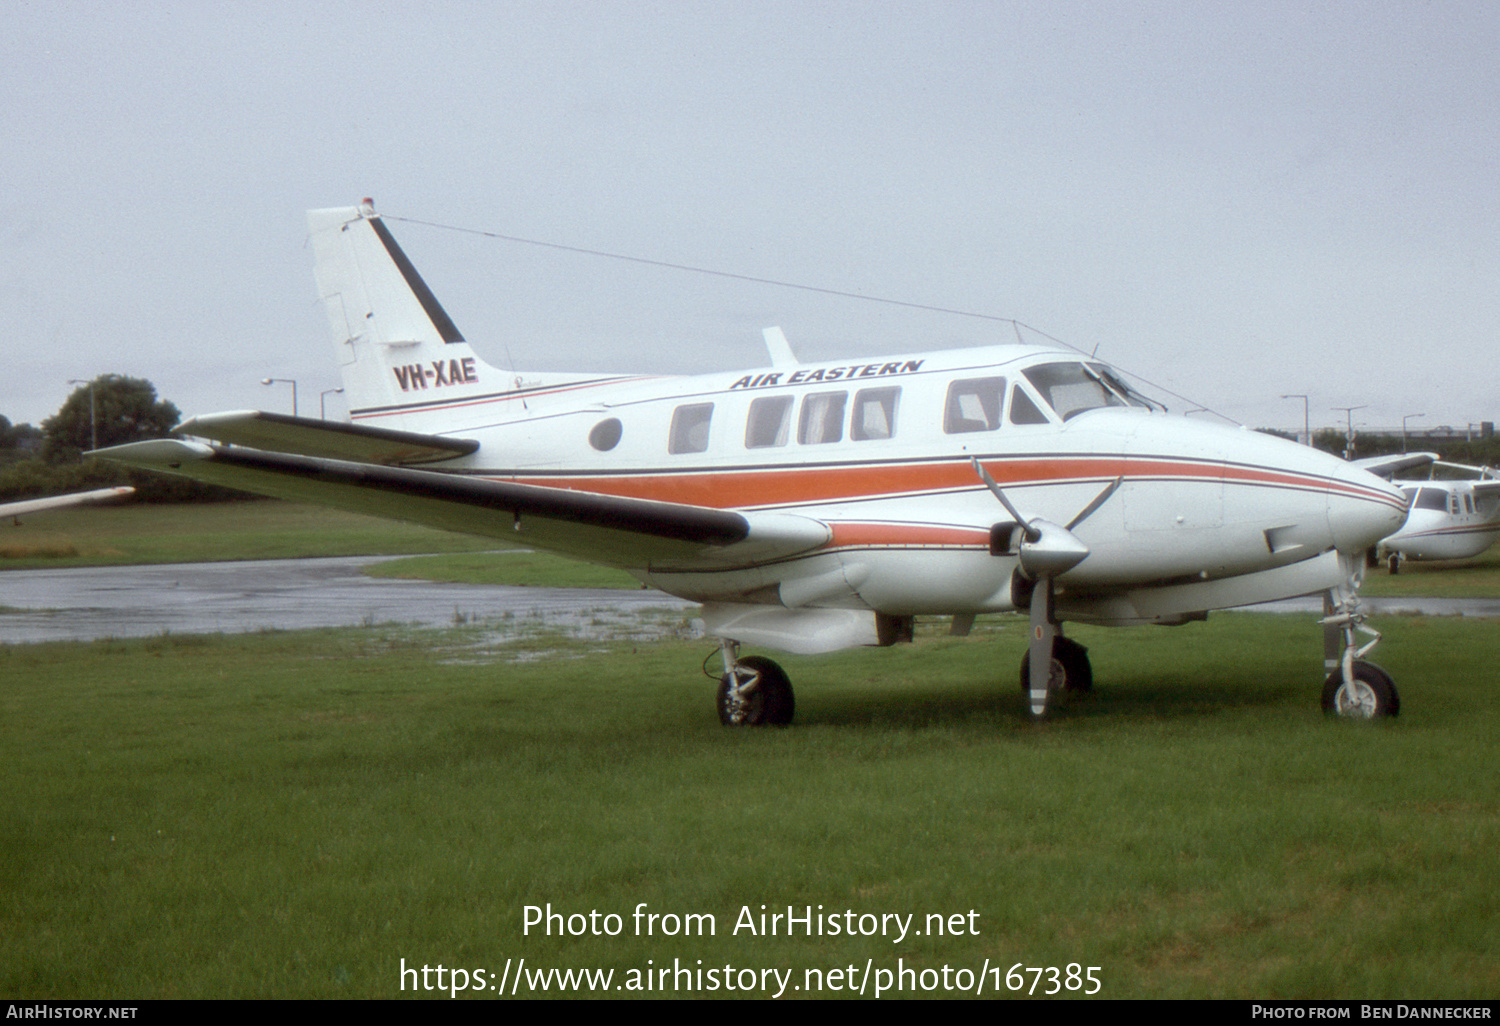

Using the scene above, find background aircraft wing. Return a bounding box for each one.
[0,487,134,520]
[177,410,479,466]
[1352,451,1438,478]
[95,439,829,569]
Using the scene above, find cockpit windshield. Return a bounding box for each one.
[1404,487,1448,512]
[1022,362,1152,420]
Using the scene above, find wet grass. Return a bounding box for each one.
[2,614,1497,999]
[364,550,639,590]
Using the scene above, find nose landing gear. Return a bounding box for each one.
[1321,554,1399,719]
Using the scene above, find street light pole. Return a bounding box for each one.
[1402,413,1425,453]
[1331,405,1367,460]
[1280,394,1309,445]
[261,378,298,417]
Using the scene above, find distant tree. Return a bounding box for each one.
[41,375,180,463]
[0,416,43,464]
[1255,427,1298,443]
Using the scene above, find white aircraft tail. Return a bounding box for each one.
[307,200,499,425]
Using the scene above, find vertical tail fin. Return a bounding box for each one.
[307,200,497,425]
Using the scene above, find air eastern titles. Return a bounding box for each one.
[728,359,925,391]
[522,903,979,945]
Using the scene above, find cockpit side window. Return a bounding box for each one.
[1008,386,1050,425]
[943,377,1004,433]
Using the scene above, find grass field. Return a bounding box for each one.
[2,613,1497,1000]
[3,500,1499,999]
[0,500,499,568]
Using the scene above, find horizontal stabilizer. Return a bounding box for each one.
[95,440,829,570]
[175,411,478,465]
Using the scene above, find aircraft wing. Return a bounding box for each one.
[1353,451,1438,479]
[177,410,479,466]
[94,439,829,569]
[0,487,134,519]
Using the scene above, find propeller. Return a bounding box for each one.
[970,459,1121,716]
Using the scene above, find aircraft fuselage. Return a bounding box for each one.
[345,343,1407,621]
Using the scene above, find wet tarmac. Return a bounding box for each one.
[0,556,694,645]
[1,556,1496,646]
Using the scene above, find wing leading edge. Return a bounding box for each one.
[95,439,830,570]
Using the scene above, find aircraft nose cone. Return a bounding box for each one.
[1327,467,1408,553]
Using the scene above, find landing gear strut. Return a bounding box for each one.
[1320,554,1400,719]
[715,640,794,726]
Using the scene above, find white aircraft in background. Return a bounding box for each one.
[98,201,1411,722]
[1372,457,1500,573]
[2,487,134,523]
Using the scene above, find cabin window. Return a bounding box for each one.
[1023,362,1128,420]
[944,377,1004,433]
[798,391,846,445]
[669,403,714,454]
[745,395,793,448]
[852,387,900,441]
[1008,386,1050,425]
[1465,494,1475,515]
[588,418,623,451]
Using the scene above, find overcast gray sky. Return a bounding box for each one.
[4,1,1496,436]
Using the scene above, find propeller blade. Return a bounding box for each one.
[1027,576,1057,716]
[1066,476,1123,531]
[970,458,1038,541]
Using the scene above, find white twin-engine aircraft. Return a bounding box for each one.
[1378,460,1500,573]
[98,201,1412,723]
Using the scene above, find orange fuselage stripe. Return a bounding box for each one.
[497,456,1387,512]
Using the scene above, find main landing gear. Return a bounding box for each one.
[1320,554,1400,719]
[715,641,794,727]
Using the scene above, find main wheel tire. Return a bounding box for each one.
[1018,636,1093,693]
[717,656,794,726]
[1321,660,1400,719]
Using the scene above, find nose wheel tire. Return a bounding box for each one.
[718,656,795,726]
[1321,660,1400,719]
